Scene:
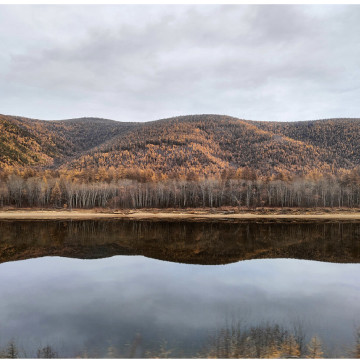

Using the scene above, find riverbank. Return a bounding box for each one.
[2,207,360,220]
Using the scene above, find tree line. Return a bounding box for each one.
[1,323,359,358]
[2,171,360,209]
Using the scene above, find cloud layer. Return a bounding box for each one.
[1,5,360,122]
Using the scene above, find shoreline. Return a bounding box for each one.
[2,208,360,221]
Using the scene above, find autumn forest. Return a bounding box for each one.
[2,113,360,209]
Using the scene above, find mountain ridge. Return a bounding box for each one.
[2,113,360,178]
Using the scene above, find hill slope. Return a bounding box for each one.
[251,119,360,168]
[0,114,137,167]
[65,115,360,177]
[2,113,360,177]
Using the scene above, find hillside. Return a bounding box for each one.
[2,113,360,177]
[65,115,360,177]
[0,114,136,168]
[251,119,360,169]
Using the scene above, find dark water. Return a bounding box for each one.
[0,220,359,357]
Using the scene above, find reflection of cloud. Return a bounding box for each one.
[1,5,360,121]
[0,256,359,354]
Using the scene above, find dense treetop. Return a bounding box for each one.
[0,114,136,168]
[1,113,360,178]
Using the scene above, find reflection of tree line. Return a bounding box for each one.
[1,323,359,358]
[0,221,359,264]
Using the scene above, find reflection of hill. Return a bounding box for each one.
[0,220,359,265]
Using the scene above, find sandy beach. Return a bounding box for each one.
[1,208,360,221]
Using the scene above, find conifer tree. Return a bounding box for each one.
[306,336,323,358]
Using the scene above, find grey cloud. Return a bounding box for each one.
[1,5,360,121]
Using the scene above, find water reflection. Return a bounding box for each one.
[0,256,359,357]
[0,220,359,358]
[0,220,360,264]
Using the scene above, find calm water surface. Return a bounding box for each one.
[0,220,359,357]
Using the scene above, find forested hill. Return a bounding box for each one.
[0,114,137,167]
[2,113,360,178]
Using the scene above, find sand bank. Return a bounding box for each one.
[2,209,360,221]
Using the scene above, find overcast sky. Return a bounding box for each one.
[1,5,360,122]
